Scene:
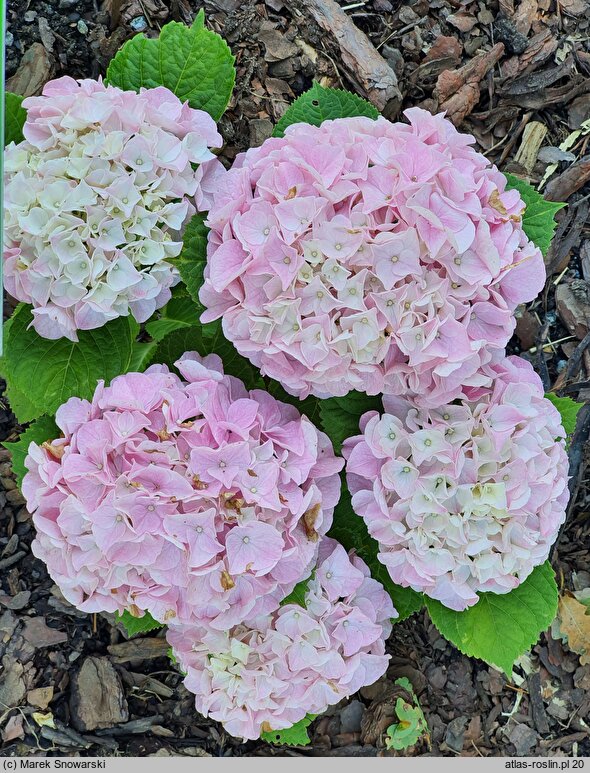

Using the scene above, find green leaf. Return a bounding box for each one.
[261,714,316,746]
[4,381,42,425]
[504,173,565,256]
[385,696,428,751]
[280,573,313,608]
[177,213,209,314]
[274,83,379,138]
[328,482,424,621]
[426,561,558,676]
[5,92,26,146]
[152,325,204,369]
[128,340,159,373]
[152,320,264,391]
[115,610,163,637]
[545,393,581,437]
[146,295,199,343]
[6,415,59,490]
[385,680,428,751]
[1,305,137,423]
[265,381,322,426]
[106,13,235,121]
[372,562,424,623]
[319,392,382,454]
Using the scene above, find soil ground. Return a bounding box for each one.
[2,0,590,758]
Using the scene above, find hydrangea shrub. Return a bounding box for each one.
[167,538,395,739]
[343,355,569,611]
[4,77,224,341]
[2,27,574,744]
[200,109,545,404]
[23,354,343,627]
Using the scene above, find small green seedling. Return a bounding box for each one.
[384,677,429,751]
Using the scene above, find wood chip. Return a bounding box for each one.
[556,594,590,665]
[514,121,547,173]
[6,42,54,98]
[513,0,537,35]
[559,0,588,15]
[22,617,67,649]
[294,0,401,115]
[545,156,590,202]
[0,655,26,708]
[2,714,25,743]
[258,22,300,62]
[515,310,541,350]
[556,282,590,339]
[435,43,505,125]
[102,0,123,28]
[70,656,129,732]
[517,29,558,75]
[528,672,550,734]
[37,17,56,52]
[423,36,462,65]
[0,591,30,611]
[447,12,478,33]
[27,686,54,710]
[107,637,169,663]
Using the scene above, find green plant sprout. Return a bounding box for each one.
[384,678,429,751]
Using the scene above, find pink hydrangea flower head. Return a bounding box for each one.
[3,76,225,341]
[343,355,569,611]
[167,538,396,740]
[200,109,545,404]
[24,353,343,627]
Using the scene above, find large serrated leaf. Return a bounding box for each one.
[115,610,163,637]
[426,561,558,675]
[261,714,316,746]
[177,213,209,313]
[319,392,382,454]
[329,482,424,621]
[152,320,264,391]
[1,306,136,423]
[5,92,26,146]
[152,325,204,370]
[504,173,565,256]
[6,415,59,490]
[545,393,581,437]
[146,295,199,343]
[128,340,159,373]
[106,12,235,121]
[265,381,322,426]
[274,82,379,138]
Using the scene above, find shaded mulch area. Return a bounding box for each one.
[2,0,590,758]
